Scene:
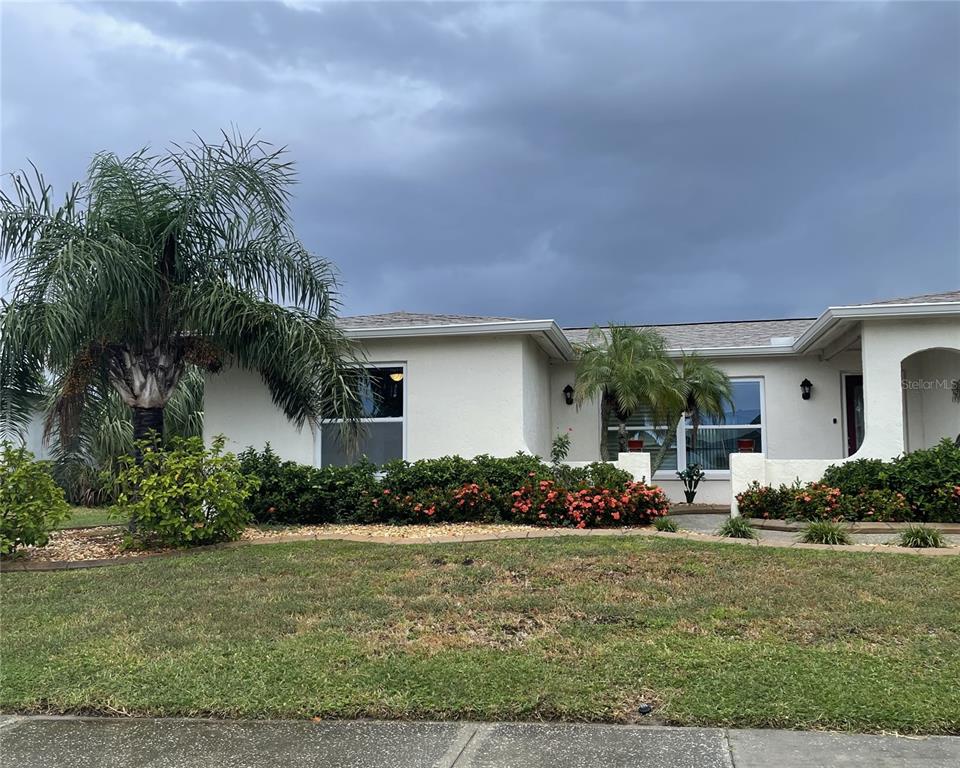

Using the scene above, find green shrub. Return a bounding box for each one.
[114,436,256,547]
[0,443,70,554]
[800,520,852,545]
[821,458,888,495]
[653,516,679,532]
[718,516,757,539]
[789,482,842,521]
[239,446,377,524]
[735,481,793,519]
[510,480,669,528]
[839,489,913,522]
[885,439,960,522]
[897,524,946,549]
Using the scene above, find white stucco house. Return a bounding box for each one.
[204,290,960,507]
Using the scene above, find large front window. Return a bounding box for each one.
[319,365,405,467]
[606,378,764,474]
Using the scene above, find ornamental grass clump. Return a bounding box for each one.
[800,520,852,546]
[717,516,757,539]
[653,516,679,533]
[898,524,945,549]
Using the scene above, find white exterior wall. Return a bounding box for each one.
[205,334,557,464]
[204,366,315,464]
[521,338,554,458]
[550,362,601,461]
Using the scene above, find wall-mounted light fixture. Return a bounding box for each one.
[563,384,574,406]
[800,378,813,400]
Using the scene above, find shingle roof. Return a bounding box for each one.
[562,318,816,350]
[340,311,524,330]
[846,290,960,306]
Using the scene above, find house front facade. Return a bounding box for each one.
[203,291,960,506]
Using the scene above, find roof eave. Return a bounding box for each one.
[343,320,577,361]
[794,301,960,353]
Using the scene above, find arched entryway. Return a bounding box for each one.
[901,347,960,451]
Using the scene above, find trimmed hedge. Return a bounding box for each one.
[238,447,665,528]
[736,439,960,523]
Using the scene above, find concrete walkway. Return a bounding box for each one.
[1,716,957,767]
[671,513,960,546]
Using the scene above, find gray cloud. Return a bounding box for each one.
[2,1,958,325]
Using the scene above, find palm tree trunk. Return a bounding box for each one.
[131,406,164,450]
[651,414,682,474]
[599,401,611,460]
[128,406,163,534]
[617,418,629,453]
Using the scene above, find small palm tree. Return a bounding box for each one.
[0,132,364,457]
[573,325,677,458]
[649,353,732,473]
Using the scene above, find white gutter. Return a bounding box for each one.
[343,319,578,361]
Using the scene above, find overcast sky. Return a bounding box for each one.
[2,1,958,325]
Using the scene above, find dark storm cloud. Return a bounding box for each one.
[2,1,958,324]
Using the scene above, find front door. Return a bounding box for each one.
[843,374,865,456]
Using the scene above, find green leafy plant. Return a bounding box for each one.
[897,524,946,549]
[653,516,679,532]
[113,436,256,547]
[821,458,888,495]
[0,442,69,554]
[676,464,705,504]
[885,439,960,522]
[790,482,842,521]
[800,520,852,545]
[718,516,757,539]
[735,481,793,519]
[511,479,669,528]
[839,489,913,522]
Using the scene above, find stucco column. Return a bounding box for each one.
[616,452,652,484]
[852,322,907,460]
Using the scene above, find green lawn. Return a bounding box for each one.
[1,537,958,733]
[57,506,127,529]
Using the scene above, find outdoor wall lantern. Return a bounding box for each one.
[563,384,575,405]
[800,378,813,400]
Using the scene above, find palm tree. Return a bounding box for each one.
[573,326,732,473]
[573,325,677,458]
[649,352,732,474]
[47,368,204,505]
[0,132,364,458]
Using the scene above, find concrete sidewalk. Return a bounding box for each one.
[1,716,957,767]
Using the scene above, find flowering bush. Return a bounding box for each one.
[790,482,842,521]
[511,479,668,528]
[926,484,960,524]
[735,482,793,519]
[839,489,913,522]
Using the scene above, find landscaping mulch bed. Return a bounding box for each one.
[7,523,542,565]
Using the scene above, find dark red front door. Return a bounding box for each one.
[844,375,864,456]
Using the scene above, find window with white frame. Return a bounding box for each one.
[319,365,405,467]
[605,378,764,474]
